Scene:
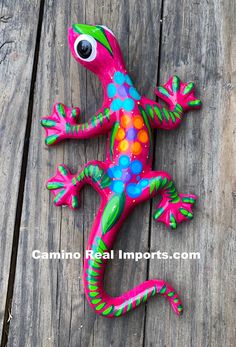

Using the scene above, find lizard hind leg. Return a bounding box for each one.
[138,171,197,229]
[47,161,111,209]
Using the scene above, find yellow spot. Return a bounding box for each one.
[133,115,144,129]
[138,130,148,143]
[131,141,142,155]
[121,115,131,128]
[118,139,129,152]
[116,128,125,141]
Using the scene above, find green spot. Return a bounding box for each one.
[168,291,175,297]
[163,108,170,122]
[96,237,108,251]
[172,76,180,92]
[87,277,99,284]
[45,134,59,145]
[57,104,66,118]
[104,108,110,121]
[160,177,168,188]
[58,165,68,176]
[88,260,101,269]
[114,308,123,317]
[91,298,102,305]
[151,286,157,296]
[100,174,111,189]
[98,113,103,126]
[72,196,79,209]
[182,197,196,204]
[158,86,170,97]
[47,182,64,190]
[88,291,99,298]
[174,298,179,303]
[174,111,181,119]
[169,111,176,123]
[178,304,183,312]
[127,300,132,312]
[170,213,177,229]
[150,179,156,194]
[136,296,141,306]
[188,100,202,107]
[91,116,97,128]
[179,208,193,219]
[72,108,78,119]
[143,291,148,302]
[88,285,98,291]
[102,306,114,316]
[183,82,194,95]
[159,284,167,294]
[87,268,100,277]
[102,193,125,235]
[54,189,66,203]
[41,119,56,128]
[153,207,164,220]
[146,104,154,120]
[154,106,163,123]
[95,302,106,311]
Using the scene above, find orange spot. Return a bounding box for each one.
[118,139,129,152]
[121,115,131,128]
[138,130,148,143]
[131,141,142,155]
[133,115,144,129]
[116,128,125,141]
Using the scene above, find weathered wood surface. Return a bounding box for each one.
[0,0,235,346]
[0,0,41,340]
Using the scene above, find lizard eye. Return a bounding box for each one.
[74,34,97,62]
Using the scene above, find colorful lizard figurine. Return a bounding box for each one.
[41,24,201,318]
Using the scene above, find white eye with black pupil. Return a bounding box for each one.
[74,34,97,62]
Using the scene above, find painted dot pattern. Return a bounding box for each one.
[109,156,150,198]
[108,71,141,112]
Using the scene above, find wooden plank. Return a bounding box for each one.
[0,0,41,339]
[8,0,162,346]
[145,0,236,346]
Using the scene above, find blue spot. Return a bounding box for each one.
[139,179,149,188]
[117,85,129,97]
[129,86,141,100]
[119,155,130,168]
[123,98,134,111]
[127,183,142,198]
[130,160,143,174]
[125,75,133,86]
[114,71,125,84]
[108,166,122,178]
[107,83,116,98]
[136,175,141,181]
[126,128,137,141]
[111,180,124,194]
[110,98,122,111]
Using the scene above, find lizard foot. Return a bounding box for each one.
[153,193,197,229]
[41,103,80,145]
[155,75,202,112]
[47,164,80,210]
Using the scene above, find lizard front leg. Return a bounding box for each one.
[140,75,202,130]
[46,161,111,209]
[41,103,115,145]
[136,171,197,229]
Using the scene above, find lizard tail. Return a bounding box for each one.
[84,199,183,318]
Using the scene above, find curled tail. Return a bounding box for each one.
[84,200,183,318]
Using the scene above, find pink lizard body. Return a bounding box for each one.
[41,24,201,318]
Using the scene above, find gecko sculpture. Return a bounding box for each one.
[41,24,201,318]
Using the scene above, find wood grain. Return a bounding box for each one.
[0,0,41,339]
[7,0,162,346]
[145,0,236,346]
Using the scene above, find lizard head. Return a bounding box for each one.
[68,24,126,78]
